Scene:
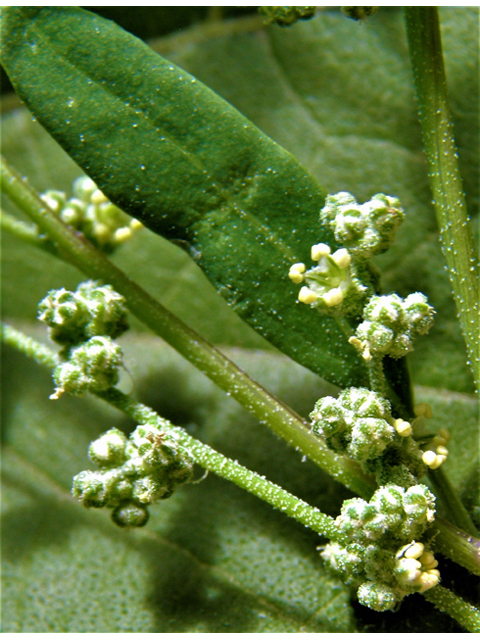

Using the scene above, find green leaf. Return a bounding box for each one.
[162,6,478,393]
[0,6,369,390]
[2,327,474,632]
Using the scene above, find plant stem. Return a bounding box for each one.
[0,321,341,542]
[433,516,480,577]
[100,387,343,541]
[3,320,479,628]
[0,208,56,255]
[423,584,480,633]
[0,155,375,499]
[430,467,479,537]
[404,7,479,392]
[1,322,59,369]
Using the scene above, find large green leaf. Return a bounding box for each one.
[0,6,369,389]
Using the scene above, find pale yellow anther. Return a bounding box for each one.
[322,287,344,307]
[426,569,440,578]
[94,222,110,243]
[130,219,143,230]
[289,263,306,284]
[91,189,109,205]
[417,571,440,592]
[438,427,451,441]
[404,542,424,559]
[419,551,438,570]
[394,418,412,437]
[289,271,305,284]
[311,243,331,261]
[399,558,422,582]
[422,450,438,468]
[298,287,318,304]
[114,227,132,243]
[414,403,433,419]
[434,454,447,467]
[331,248,351,268]
[436,445,449,457]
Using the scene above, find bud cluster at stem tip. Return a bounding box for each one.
[73,424,194,528]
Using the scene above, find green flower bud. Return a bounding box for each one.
[320,542,365,585]
[341,7,379,21]
[352,293,435,360]
[75,281,129,340]
[111,501,149,528]
[38,288,90,346]
[52,336,123,397]
[357,581,399,612]
[348,417,395,461]
[88,427,129,468]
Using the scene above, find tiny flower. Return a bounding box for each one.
[290,244,367,315]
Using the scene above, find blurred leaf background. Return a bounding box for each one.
[1,6,478,632]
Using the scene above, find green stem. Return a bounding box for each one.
[100,387,342,541]
[3,320,479,629]
[404,7,479,392]
[0,208,57,255]
[423,584,480,633]
[430,467,479,537]
[0,321,341,542]
[0,155,375,499]
[433,516,480,577]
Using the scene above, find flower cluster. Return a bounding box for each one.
[41,176,142,253]
[310,388,440,485]
[349,293,435,360]
[321,483,439,612]
[320,192,405,258]
[38,281,129,351]
[259,6,316,26]
[73,424,194,527]
[38,281,129,397]
[310,387,397,462]
[289,243,369,316]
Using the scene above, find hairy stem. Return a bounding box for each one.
[0,155,375,499]
[423,584,480,633]
[404,7,479,391]
[0,321,341,541]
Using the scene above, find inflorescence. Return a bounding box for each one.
[321,483,439,611]
[38,281,129,398]
[73,424,194,527]
[41,176,142,253]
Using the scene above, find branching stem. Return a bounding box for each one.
[0,155,376,499]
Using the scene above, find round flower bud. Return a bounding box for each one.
[111,501,149,528]
[89,427,128,468]
[357,581,399,612]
